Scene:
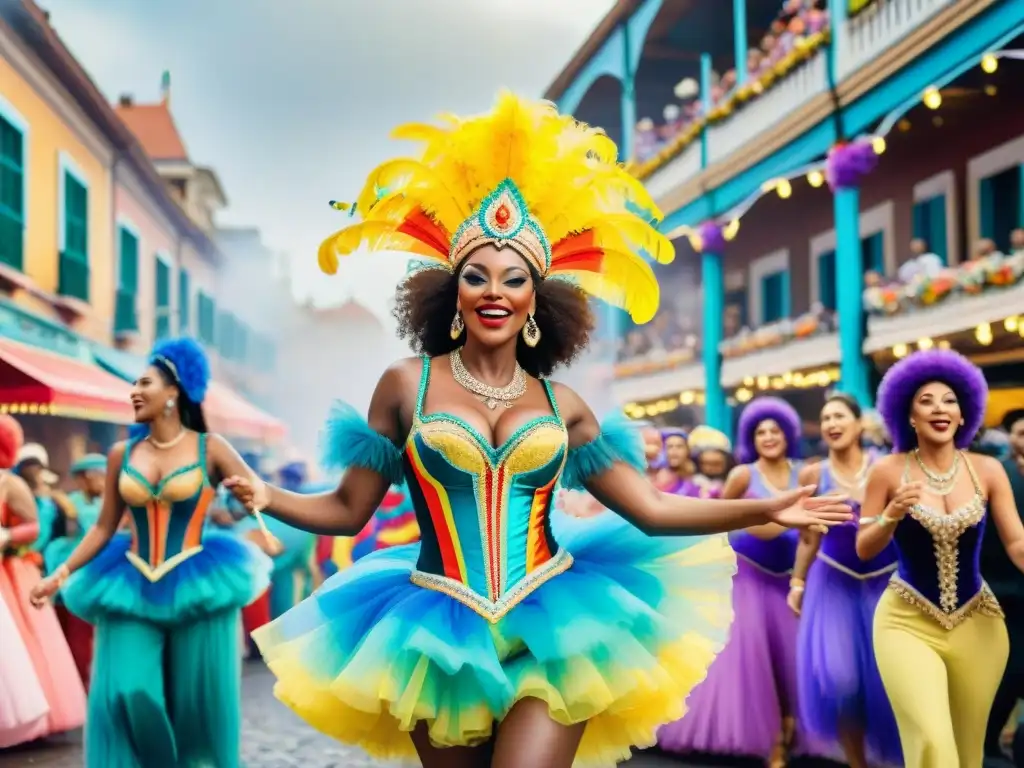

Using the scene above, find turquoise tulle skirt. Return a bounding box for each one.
[62,532,271,626]
[253,511,736,767]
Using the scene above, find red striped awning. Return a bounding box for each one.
[0,338,134,423]
[205,381,287,443]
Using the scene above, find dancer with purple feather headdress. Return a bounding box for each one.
[659,396,826,764]
[859,349,1024,767]
[790,393,902,768]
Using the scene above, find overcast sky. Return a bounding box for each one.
[41,0,616,309]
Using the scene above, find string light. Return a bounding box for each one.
[923,87,942,110]
[892,343,909,358]
[1004,316,1019,332]
[776,179,792,199]
[871,136,887,154]
[975,323,993,346]
[723,218,740,241]
[917,337,934,350]
[981,53,998,73]
[807,170,824,188]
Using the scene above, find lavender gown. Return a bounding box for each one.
[796,461,903,765]
[659,465,826,758]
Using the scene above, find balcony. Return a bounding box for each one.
[837,0,959,81]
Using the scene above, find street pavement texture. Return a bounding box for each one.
[1,663,701,768]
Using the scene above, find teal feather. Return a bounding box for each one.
[319,401,404,485]
[561,413,645,490]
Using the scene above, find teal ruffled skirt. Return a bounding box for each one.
[253,511,736,767]
[62,532,272,626]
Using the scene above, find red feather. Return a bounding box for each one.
[551,231,605,273]
[397,209,451,257]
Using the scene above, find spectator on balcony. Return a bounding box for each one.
[1010,228,1024,255]
[897,239,944,284]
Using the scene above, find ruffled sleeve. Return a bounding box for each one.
[561,413,646,491]
[319,401,404,486]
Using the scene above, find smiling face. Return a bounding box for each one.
[754,419,787,460]
[910,381,963,448]
[664,435,690,471]
[456,244,535,348]
[821,400,861,451]
[698,450,729,480]
[131,364,178,424]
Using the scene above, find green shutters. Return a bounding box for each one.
[0,112,25,271]
[980,167,1023,253]
[178,268,190,333]
[155,257,171,340]
[761,270,790,324]
[197,291,216,345]
[114,225,139,333]
[58,161,89,301]
[912,196,948,264]
[860,232,884,274]
[816,249,837,311]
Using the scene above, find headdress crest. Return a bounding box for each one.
[319,92,674,323]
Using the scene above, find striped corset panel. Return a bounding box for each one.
[119,468,215,581]
[404,415,571,623]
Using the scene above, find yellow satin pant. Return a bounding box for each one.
[873,589,1008,767]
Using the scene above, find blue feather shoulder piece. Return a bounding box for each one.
[319,401,404,486]
[561,413,645,491]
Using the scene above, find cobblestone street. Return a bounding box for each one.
[3,663,688,768]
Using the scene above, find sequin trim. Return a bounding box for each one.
[902,452,987,614]
[887,575,1004,630]
[410,548,573,623]
[816,552,896,581]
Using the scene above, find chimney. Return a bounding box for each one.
[118,94,133,107]
[160,71,171,107]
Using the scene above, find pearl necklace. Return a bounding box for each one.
[148,429,188,450]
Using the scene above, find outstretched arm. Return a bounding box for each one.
[984,455,1024,572]
[557,385,850,536]
[721,465,789,540]
[224,363,411,536]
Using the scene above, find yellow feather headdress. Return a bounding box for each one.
[319,92,673,323]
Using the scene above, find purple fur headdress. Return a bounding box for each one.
[876,349,987,453]
[736,396,802,464]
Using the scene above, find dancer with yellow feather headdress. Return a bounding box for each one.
[226,93,852,767]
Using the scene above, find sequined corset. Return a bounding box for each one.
[727,463,801,575]
[118,434,216,581]
[404,357,571,623]
[817,460,897,578]
[888,452,1003,629]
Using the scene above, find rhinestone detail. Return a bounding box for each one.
[887,576,1003,630]
[410,548,574,623]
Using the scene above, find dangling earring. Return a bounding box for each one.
[522,313,541,348]
[449,311,464,341]
[164,398,176,416]
[909,420,917,432]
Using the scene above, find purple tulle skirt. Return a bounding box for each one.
[797,557,903,765]
[658,558,830,758]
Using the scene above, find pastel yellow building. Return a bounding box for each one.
[0,5,114,343]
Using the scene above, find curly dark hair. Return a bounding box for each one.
[393,262,594,378]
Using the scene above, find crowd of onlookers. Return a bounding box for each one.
[635,0,830,164]
[614,226,1023,374]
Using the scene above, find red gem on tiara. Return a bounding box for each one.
[494,204,511,227]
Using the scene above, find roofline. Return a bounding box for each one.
[542,0,642,103]
[12,0,220,259]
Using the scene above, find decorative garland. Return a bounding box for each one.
[630,29,831,181]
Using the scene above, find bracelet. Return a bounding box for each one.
[789,577,806,589]
[875,512,896,528]
[789,585,805,593]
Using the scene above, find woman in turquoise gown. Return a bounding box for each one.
[224,94,851,768]
[30,338,272,768]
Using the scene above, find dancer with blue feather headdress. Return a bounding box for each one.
[30,337,272,768]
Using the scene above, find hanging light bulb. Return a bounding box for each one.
[917,337,934,350]
[724,218,740,241]
[871,136,887,154]
[981,53,998,74]
[975,323,993,345]
[1004,316,1018,332]
[893,343,908,358]
[923,87,942,110]
[776,178,793,199]
[807,170,824,188]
